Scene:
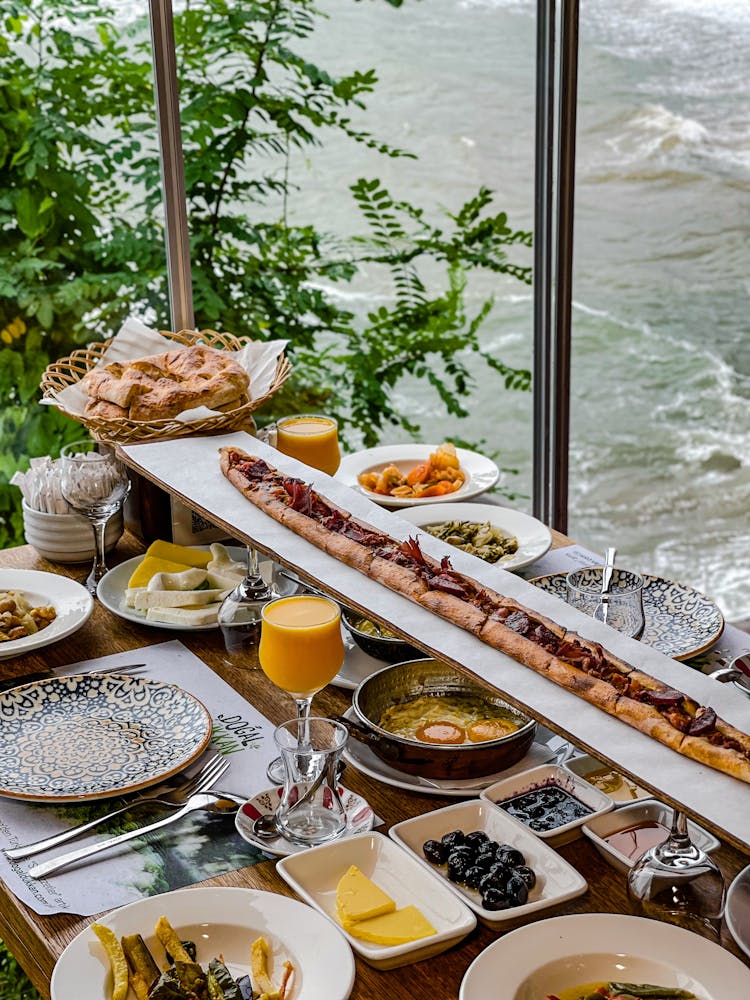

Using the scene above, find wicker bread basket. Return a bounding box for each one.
[40,328,292,445]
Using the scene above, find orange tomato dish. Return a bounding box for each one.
[357,443,465,499]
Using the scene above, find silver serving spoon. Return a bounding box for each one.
[593,546,617,624]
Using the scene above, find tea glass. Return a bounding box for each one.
[273,717,348,846]
[566,567,645,638]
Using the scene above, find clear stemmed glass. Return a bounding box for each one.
[217,545,279,667]
[627,807,726,939]
[259,595,345,785]
[60,439,130,596]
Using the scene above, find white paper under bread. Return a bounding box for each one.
[121,432,750,848]
[42,317,287,420]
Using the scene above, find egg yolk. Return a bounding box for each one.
[414,720,466,744]
[466,718,515,743]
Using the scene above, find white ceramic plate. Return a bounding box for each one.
[0,569,93,660]
[389,799,587,925]
[342,708,555,797]
[397,501,552,572]
[480,763,614,847]
[97,549,298,631]
[458,912,750,999]
[726,863,750,961]
[235,785,375,857]
[0,673,212,802]
[336,444,500,508]
[277,831,476,970]
[50,885,355,1000]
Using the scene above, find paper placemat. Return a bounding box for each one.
[0,641,280,916]
[120,433,750,850]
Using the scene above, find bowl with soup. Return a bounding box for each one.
[344,658,536,779]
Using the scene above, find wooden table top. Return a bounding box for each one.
[1,537,748,999]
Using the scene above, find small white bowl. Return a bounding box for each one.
[23,500,122,563]
[389,799,587,926]
[563,753,651,805]
[276,830,476,969]
[480,763,614,847]
[582,798,720,875]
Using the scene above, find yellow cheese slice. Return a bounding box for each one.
[144,540,211,568]
[336,865,395,924]
[127,556,195,589]
[345,905,436,946]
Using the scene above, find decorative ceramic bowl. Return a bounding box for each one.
[22,499,123,563]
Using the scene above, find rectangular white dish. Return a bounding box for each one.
[480,763,614,846]
[563,753,651,805]
[276,830,476,969]
[582,798,720,874]
[388,798,587,925]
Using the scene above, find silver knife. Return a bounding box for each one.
[29,783,234,879]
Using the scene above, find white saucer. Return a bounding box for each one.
[341,708,554,797]
[235,785,375,857]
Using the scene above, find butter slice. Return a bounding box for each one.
[127,556,193,589]
[145,604,222,626]
[144,540,211,568]
[336,865,395,924]
[345,906,436,946]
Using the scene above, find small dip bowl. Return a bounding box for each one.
[563,753,651,806]
[582,798,720,875]
[341,606,422,663]
[480,764,614,847]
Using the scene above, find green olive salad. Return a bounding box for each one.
[423,519,519,563]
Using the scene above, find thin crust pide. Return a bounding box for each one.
[220,447,750,784]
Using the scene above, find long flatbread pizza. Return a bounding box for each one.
[220,446,750,784]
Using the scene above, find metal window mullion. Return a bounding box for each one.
[148,0,194,332]
[532,0,556,526]
[550,0,580,535]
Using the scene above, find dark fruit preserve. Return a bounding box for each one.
[499,783,592,832]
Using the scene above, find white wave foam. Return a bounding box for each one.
[604,104,708,162]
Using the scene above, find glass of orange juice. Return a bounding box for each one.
[259,595,345,783]
[274,414,341,475]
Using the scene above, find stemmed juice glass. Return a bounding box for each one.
[259,595,345,784]
[60,439,130,596]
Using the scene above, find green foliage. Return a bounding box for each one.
[0,0,531,549]
[0,940,41,1000]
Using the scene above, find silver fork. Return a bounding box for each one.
[4,753,227,861]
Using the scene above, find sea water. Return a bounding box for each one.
[286,0,750,622]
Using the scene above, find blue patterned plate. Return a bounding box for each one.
[0,673,212,802]
[530,570,724,661]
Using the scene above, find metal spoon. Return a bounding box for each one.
[593,546,617,624]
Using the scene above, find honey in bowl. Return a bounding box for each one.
[377,693,520,746]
